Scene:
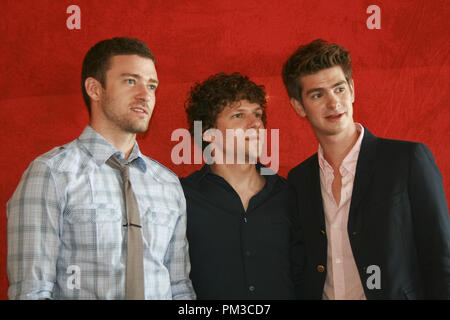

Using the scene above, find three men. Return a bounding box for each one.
[7,35,449,301]
[283,39,450,299]
[7,37,195,299]
[180,72,303,299]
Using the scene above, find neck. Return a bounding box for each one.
[317,124,359,169]
[210,163,262,190]
[89,120,136,160]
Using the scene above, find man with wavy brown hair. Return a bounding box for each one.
[181,72,304,299]
[283,39,450,300]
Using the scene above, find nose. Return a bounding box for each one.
[135,83,153,103]
[326,93,341,110]
[247,114,263,130]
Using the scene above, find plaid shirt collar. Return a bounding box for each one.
[76,125,147,173]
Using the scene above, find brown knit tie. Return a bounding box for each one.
[107,156,145,300]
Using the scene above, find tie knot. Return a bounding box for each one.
[106,156,130,180]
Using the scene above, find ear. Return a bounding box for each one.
[84,77,103,104]
[348,79,355,103]
[290,98,306,118]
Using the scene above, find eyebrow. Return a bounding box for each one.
[120,73,159,84]
[305,80,347,96]
[233,106,263,112]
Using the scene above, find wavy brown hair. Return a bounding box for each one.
[282,39,353,104]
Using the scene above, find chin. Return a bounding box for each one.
[322,121,351,135]
[125,119,150,133]
[134,127,149,134]
[124,125,149,134]
[245,151,261,164]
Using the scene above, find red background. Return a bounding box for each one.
[0,0,449,300]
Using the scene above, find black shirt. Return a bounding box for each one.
[180,164,303,300]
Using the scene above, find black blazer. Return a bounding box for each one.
[288,128,450,299]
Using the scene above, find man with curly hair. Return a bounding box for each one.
[180,72,304,299]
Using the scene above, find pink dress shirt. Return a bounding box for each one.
[319,123,366,300]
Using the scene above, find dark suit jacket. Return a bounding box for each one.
[288,128,450,299]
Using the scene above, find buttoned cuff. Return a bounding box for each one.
[8,280,54,300]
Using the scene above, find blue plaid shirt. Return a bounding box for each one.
[7,126,196,300]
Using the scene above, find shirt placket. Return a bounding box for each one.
[331,212,345,299]
[332,167,350,300]
[324,169,341,300]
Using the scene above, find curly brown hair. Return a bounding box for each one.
[282,39,353,104]
[185,72,267,149]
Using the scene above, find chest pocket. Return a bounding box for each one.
[141,206,180,259]
[63,203,122,249]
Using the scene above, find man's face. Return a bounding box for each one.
[98,54,158,134]
[206,100,265,163]
[291,66,355,138]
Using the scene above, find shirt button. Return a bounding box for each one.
[317,265,325,273]
[335,258,342,264]
[249,285,255,292]
[245,251,251,257]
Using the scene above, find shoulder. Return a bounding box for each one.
[265,172,288,190]
[381,139,440,173]
[376,137,421,152]
[181,168,204,181]
[363,134,441,180]
[287,153,318,181]
[373,137,434,163]
[141,155,180,184]
[361,127,424,156]
[139,156,187,212]
[9,140,81,204]
[179,169,205,191]
[28,139,85,173]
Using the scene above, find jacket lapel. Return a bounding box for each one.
[348,127,378,232]
[308,154,327,232]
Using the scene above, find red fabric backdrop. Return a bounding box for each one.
[0,0,449,299]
